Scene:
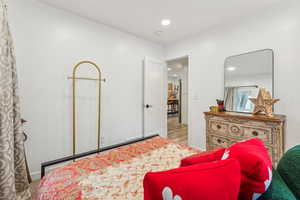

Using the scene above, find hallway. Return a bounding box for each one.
[167,115,188,145]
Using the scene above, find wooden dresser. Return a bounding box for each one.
[204,111,286,166]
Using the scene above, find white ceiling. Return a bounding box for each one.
[40,0,283,45]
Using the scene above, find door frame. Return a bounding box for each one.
[178,79,182,124]
[143,57,168,138]
[165,55,190,143]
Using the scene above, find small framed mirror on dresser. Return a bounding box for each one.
[205,49,286,167]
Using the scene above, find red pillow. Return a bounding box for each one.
[223,138,272,200]
[143,158,241,200]
[180,148,226,167]
[179,138,272,200]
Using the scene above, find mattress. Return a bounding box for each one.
[37,137,199,200]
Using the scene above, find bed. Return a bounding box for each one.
[37,136,199,200]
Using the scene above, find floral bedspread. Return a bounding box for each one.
[37,137,199,200]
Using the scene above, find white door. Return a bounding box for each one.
[143,57,167,138]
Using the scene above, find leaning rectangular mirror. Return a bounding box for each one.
[224,49,274,113]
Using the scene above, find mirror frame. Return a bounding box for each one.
[224,49,275,114]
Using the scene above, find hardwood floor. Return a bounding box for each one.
[167,115,188,145]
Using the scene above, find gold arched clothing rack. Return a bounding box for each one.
[68,61,106,156]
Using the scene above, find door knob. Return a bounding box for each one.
[145,104,152,108]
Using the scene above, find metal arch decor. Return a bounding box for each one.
[68,61,106,156]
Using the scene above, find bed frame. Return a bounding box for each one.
[41,134,159,178]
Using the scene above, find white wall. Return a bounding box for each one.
[166,0,300,150]
[9,0,164,178]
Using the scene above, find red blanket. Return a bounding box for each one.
[37,137,198,200]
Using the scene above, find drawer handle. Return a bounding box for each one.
[252,131,259,136]
[217,139,222,144]
[217,125,222,129]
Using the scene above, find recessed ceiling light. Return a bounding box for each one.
[227,66,236,71]
[168,68,171,71]
[161,19,171,26]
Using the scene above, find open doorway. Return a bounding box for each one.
[166,56,189,145]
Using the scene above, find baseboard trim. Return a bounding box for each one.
[30,171,41,181]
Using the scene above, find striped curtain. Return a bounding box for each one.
[0,1,31,199]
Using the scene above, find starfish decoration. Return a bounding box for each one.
[249,88,279,117]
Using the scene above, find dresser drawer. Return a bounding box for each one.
[205,112,285,167]
[209,136,231,148]
[228,125,243,138]
[243,127,272,144]
[209,120,229,135]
